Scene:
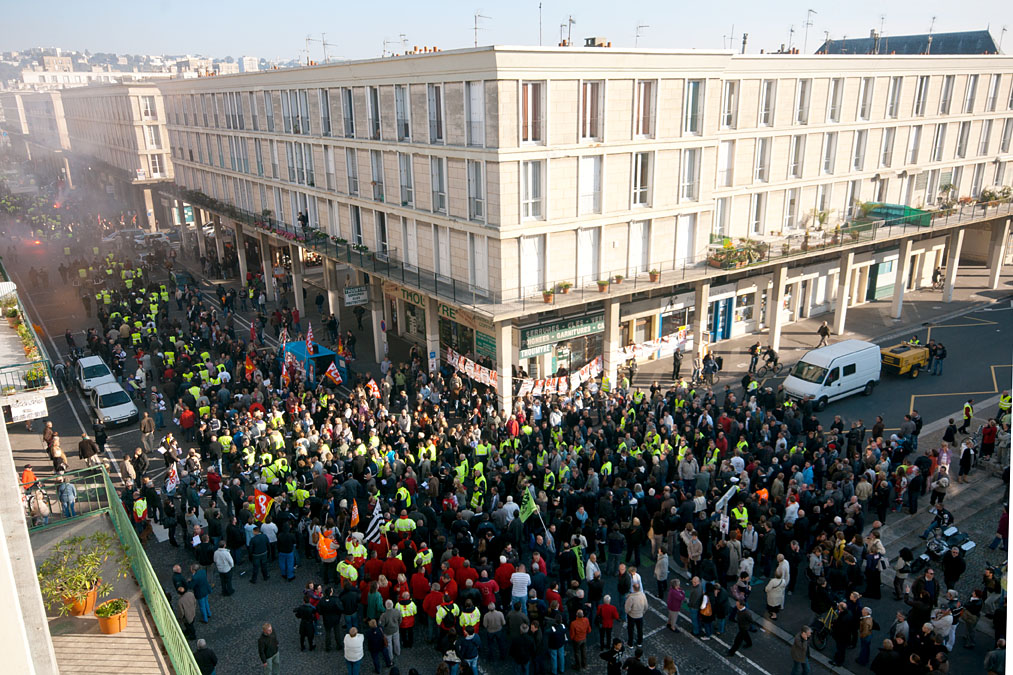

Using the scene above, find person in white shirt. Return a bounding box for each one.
[343,626,364,667]
[510,565,531,610]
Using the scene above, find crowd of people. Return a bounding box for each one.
[11,189,1010,675]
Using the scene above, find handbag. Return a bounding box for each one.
[700,596,713,617]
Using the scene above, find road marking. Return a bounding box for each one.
[925,314,998,343]
[641,625,667,641]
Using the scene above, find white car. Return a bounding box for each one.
[89,382,139,427]
[75,355,116,393]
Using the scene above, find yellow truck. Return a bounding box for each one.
[880,342,930,378]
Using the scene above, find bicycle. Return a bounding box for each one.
[811,605,838,651]
[755,360,787,379]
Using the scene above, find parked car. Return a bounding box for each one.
[75,355,116,393]
[89,382,139,427]
[783,339,881,411]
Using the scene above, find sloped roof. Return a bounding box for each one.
[815,30,999,55]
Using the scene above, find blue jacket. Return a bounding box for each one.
[191,569,212,599]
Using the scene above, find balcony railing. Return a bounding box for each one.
[176,186,1013,317]
[0,287,53,397]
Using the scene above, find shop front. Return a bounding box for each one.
[435,302,497,369]
[517,312,605,379]
[383,281,428,345]
[619,292,696,363]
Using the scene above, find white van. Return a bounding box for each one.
[75,355,116,393]
[783,340,881,411]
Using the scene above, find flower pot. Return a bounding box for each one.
[649,273,660,282]
[95,599,129,635]
[64,582,100,617]
[558,286,571,295]
[542,294,554,304]
[6,316,20,328]
[597,284,608,293]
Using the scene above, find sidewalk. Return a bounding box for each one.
[631,264,1013,390]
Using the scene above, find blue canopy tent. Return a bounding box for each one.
[281,341,347,387]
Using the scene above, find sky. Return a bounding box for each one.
[5,0,1012,61]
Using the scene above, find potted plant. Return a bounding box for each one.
[94,598,130,635]
[5,304,20,328]
[542,289,554,304]
[596,280,609,293]
[649,269,660,282]
[37,532,128,617]
[613,274,624,285]
[23,363,48,390]
[556,281,572,295]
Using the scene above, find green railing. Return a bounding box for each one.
[27,466,201,675]
[25,466,109,527]
[0,287,53,394]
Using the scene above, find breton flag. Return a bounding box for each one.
[350,499,360,528]
[363,499,383,543]
[324,360,343,385]
[366,378,380,399]
[165,462,180,493]
[306,322,314,355]
[253,489,274,522]
[519,485,538,523]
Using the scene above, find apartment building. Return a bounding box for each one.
[156,46,1013,410]
[60,83,175,230]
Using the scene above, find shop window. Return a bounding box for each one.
[404,303,426,341]
[661,308,693,337]
[439,317,474,355]
[735,293,755,322]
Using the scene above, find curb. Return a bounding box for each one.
[868,300,991,346]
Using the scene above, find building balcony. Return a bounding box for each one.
[0,279,58,409]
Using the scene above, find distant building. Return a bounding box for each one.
[214,61,240,75]
[41,55,72,72]
[17,68,173,91]
[816,29,999,55]
[240,56,259,73]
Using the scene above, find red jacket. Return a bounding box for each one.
[494,563,515,590]
[382,556,407,582]
[439,577,458,602]
[422,590,444,617]
[476,579,499,608]
[456,566,479,588]
[411,572,431,601]
[363,557,384,583]
[597,603,619,629]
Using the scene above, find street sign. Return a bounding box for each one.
[428,350,438,374]
[720,514,729,535]
[380,319,386,333]
[715,485,740,513]
[344,285,368,307]
[3,395,48,423]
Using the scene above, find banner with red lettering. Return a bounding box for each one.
[254,489,274,522]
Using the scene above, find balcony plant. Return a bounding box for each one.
[94,598,130,635]
[649,269,660,282]
[596,280,609,292]
[37,532,129,617]
[5,304,20,328]
[613,274,624,284]
[542,289,554,304]
[23,363,48,390]
[556,281,572,294]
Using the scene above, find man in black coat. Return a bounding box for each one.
[831,602,853,666]
[726,599,753,656]
[869,638,902,675]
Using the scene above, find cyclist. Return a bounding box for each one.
[932,266,944,289]
[763,346,779,370]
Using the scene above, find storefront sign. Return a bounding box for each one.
[475,331,497,360]
[343,285,369,306]
[135,168,146,180]
[4,395,48,423]
[520,313,605,351]
[384,281,427,308]
[518,344,552,359]
[437,302,495,334]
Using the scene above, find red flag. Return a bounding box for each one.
[249,318,256,344]
[245,353,255,381]
[253,489,274,522]
[366,378,380,399]
[335,336,344,356]
[281,361,290,387]
[350,499,360,528]
[306,322,314,355]
[324,361,343,385]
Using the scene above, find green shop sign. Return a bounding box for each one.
[519,313,605,356]
[475,331,497,360]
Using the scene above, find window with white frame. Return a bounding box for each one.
[684,80,703,135]
[521,160,544,219]
[367,86,381,140]
[468,233,489,292]
[932,123,947,161]
[264,91,274,132]
[280,91,291,133]
[398,152,413,206]
[754,137,771,182]
[466,81,485,147]
[714,197,730,237]
[632,152,652,206]
[759,79,776,126]
[963,74,979,113]
[249,92,259,131]
[319,89,331,136]
[428,84,444,143]
[375,211,389,254]
[971,162,986,197]
[858,77,874,121]
[680,148,701,201]
[148,153,165,177]
[635,80,655,137]
[822,132,838,174]
[717,140,735,187]
[815,183,831,213]
[350,205,363,245]
[141,95,156,120]
[887,76,903,118]
[395,85,411,142]
[200,95,209,126]
[845,180,861,218]
[321,145,331,187]
[1001,118,1013,153]
[852,129,868,171]
[576,227,600,284]
[951,166,964,194]
[402,218,418,270]
[143,125,161,150]
[788,135,805,178]
[907,125,922,164]
[430,156,446,213]
[913,76,930,116]
[370,150,384,201]
[346,148,359,195]
[434,224,452,280]
[995,161,1007,187]
[794,78,811,125]
[519,235,545,295]
[784,188,800,230]
[926,169,939,204]
[580,80,603,141]
[628,220,650,274]
[956,121,970,158]
[578,155,602,215]
[939,75,954,115]
[521,81,544,143]
[341,88,354,138]
[879,128,895,168]
[467,160,484,221]
[826,78,843,123]
[978,119,993,155]
[721,80,739,129]
[749,193,766,235]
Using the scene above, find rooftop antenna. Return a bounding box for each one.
[539,2,542,46]
[635,24,650,47]
[928,16,936,35]
[803,9,816,53]
[788,25,795,51]
[1000,26,1007,52]
[473,11,491,48]
[304,35,312,65]
[559,22,567,44]
[307,33,335,63]
[382,38,400,56]
[567,15,576,45]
